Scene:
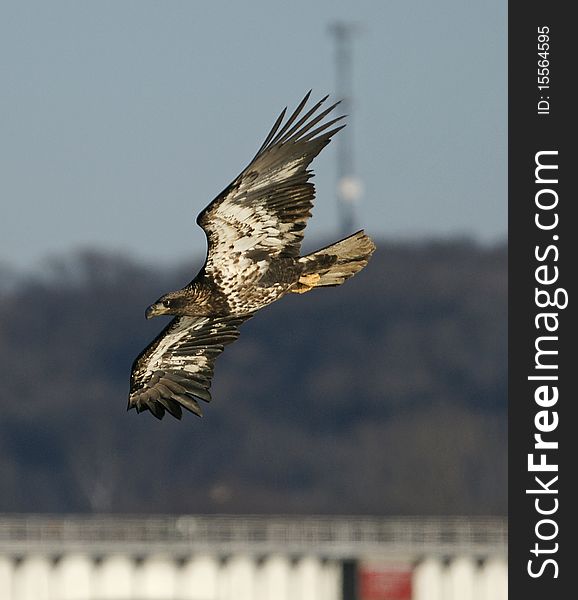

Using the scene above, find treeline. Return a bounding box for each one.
[0,239,507,515]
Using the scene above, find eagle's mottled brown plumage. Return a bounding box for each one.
[129,92,375,420]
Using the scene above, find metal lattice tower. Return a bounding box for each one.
[329,22,363,236]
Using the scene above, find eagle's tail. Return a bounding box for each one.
[293,230,376,293]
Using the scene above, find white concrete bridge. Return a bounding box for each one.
[0,514,507,600]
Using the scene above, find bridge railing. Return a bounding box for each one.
[0,514,506,558]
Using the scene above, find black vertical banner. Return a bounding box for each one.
[509,2,575,598]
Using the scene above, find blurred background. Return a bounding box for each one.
[0,1,506,599]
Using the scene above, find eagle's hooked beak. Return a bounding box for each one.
[145,303,162,319]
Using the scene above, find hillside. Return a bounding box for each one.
[0,239,507,515]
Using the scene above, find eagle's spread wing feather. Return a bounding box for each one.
[128,314,252,419]
[196,92,345,295]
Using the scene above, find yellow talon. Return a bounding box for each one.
[299,273,320,286]
[291,272,321,294]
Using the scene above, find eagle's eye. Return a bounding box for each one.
[162,300,171,308]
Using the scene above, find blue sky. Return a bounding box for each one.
[1,1,506,272]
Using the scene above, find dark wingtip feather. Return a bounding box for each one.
[179,394,204,417]
[157,396,183,420]
[268,93,316,148]
[148,401,165,419]
[252,92,344,159]
[316,123,347,144]
[298,114,347,143]
[271,94,334,147]
[253,106,288,158]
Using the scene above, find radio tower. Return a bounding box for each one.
[329,22,363,236]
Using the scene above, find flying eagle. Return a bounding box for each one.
[128,92,375,420]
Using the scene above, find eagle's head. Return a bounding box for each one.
[145,290,191,319]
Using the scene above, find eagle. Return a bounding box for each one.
[128,92,375,420]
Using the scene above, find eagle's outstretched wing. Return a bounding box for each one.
[128,314,252,420]
[196,92,345,294]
